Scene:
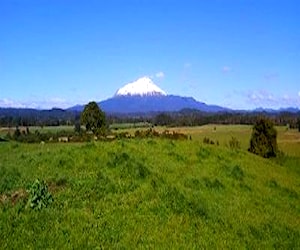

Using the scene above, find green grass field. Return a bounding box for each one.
[122,124,300,156]
[0,125,75,136]
[0,125,299,248]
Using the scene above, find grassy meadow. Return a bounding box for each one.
[0,125,299,248]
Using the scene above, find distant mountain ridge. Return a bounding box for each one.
[98,94,229,114]
[68,77,229,113]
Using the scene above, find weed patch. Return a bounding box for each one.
[27,179,53,210]
[230,165,245,181]
[203,137,219,145]
[203,177,225,190]
[228,136,241,150]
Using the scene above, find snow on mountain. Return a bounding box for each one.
[67,76,229,113]
[115,76,167,96]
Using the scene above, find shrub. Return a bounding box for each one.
[203,137,211,144]
[134,129,187,140]
[115,132,131,139]
[248,117,278,158]
[161,130,187,140]
[229,136,241,150]
[27,179,53,210]
[203,137,218,145]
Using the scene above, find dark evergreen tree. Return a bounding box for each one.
[80,101,106,135]
[249,117,278,158]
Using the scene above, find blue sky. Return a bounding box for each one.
[0,0,299,109]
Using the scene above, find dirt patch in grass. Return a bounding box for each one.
[0,188,28,206]
[48,178,68,193]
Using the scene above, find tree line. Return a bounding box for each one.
[152,109,300,129]
[0,106,300,131]
[0,108,80,127]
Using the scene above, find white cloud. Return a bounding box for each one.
[222,66,232,73]
[155,71,165,79]
[283,94,289,100]
[246,90,300,108]
[298,91,300,97]
[0,98,26,108]
[0,97,73,109]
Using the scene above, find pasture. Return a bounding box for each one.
[0,125,299,248]
[116,124,300,156]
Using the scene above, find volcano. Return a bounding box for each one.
[69,77,229,114]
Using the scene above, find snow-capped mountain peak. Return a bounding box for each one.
[115,76,167,97]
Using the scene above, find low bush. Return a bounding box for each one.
[203,137,218,145]
[27,179,53,210]
[134,128,187,140]
[228,136,241,150]
[161,130,188,140]
[135,128,160,138]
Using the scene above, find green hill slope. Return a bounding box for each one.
[0,139,299,248]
